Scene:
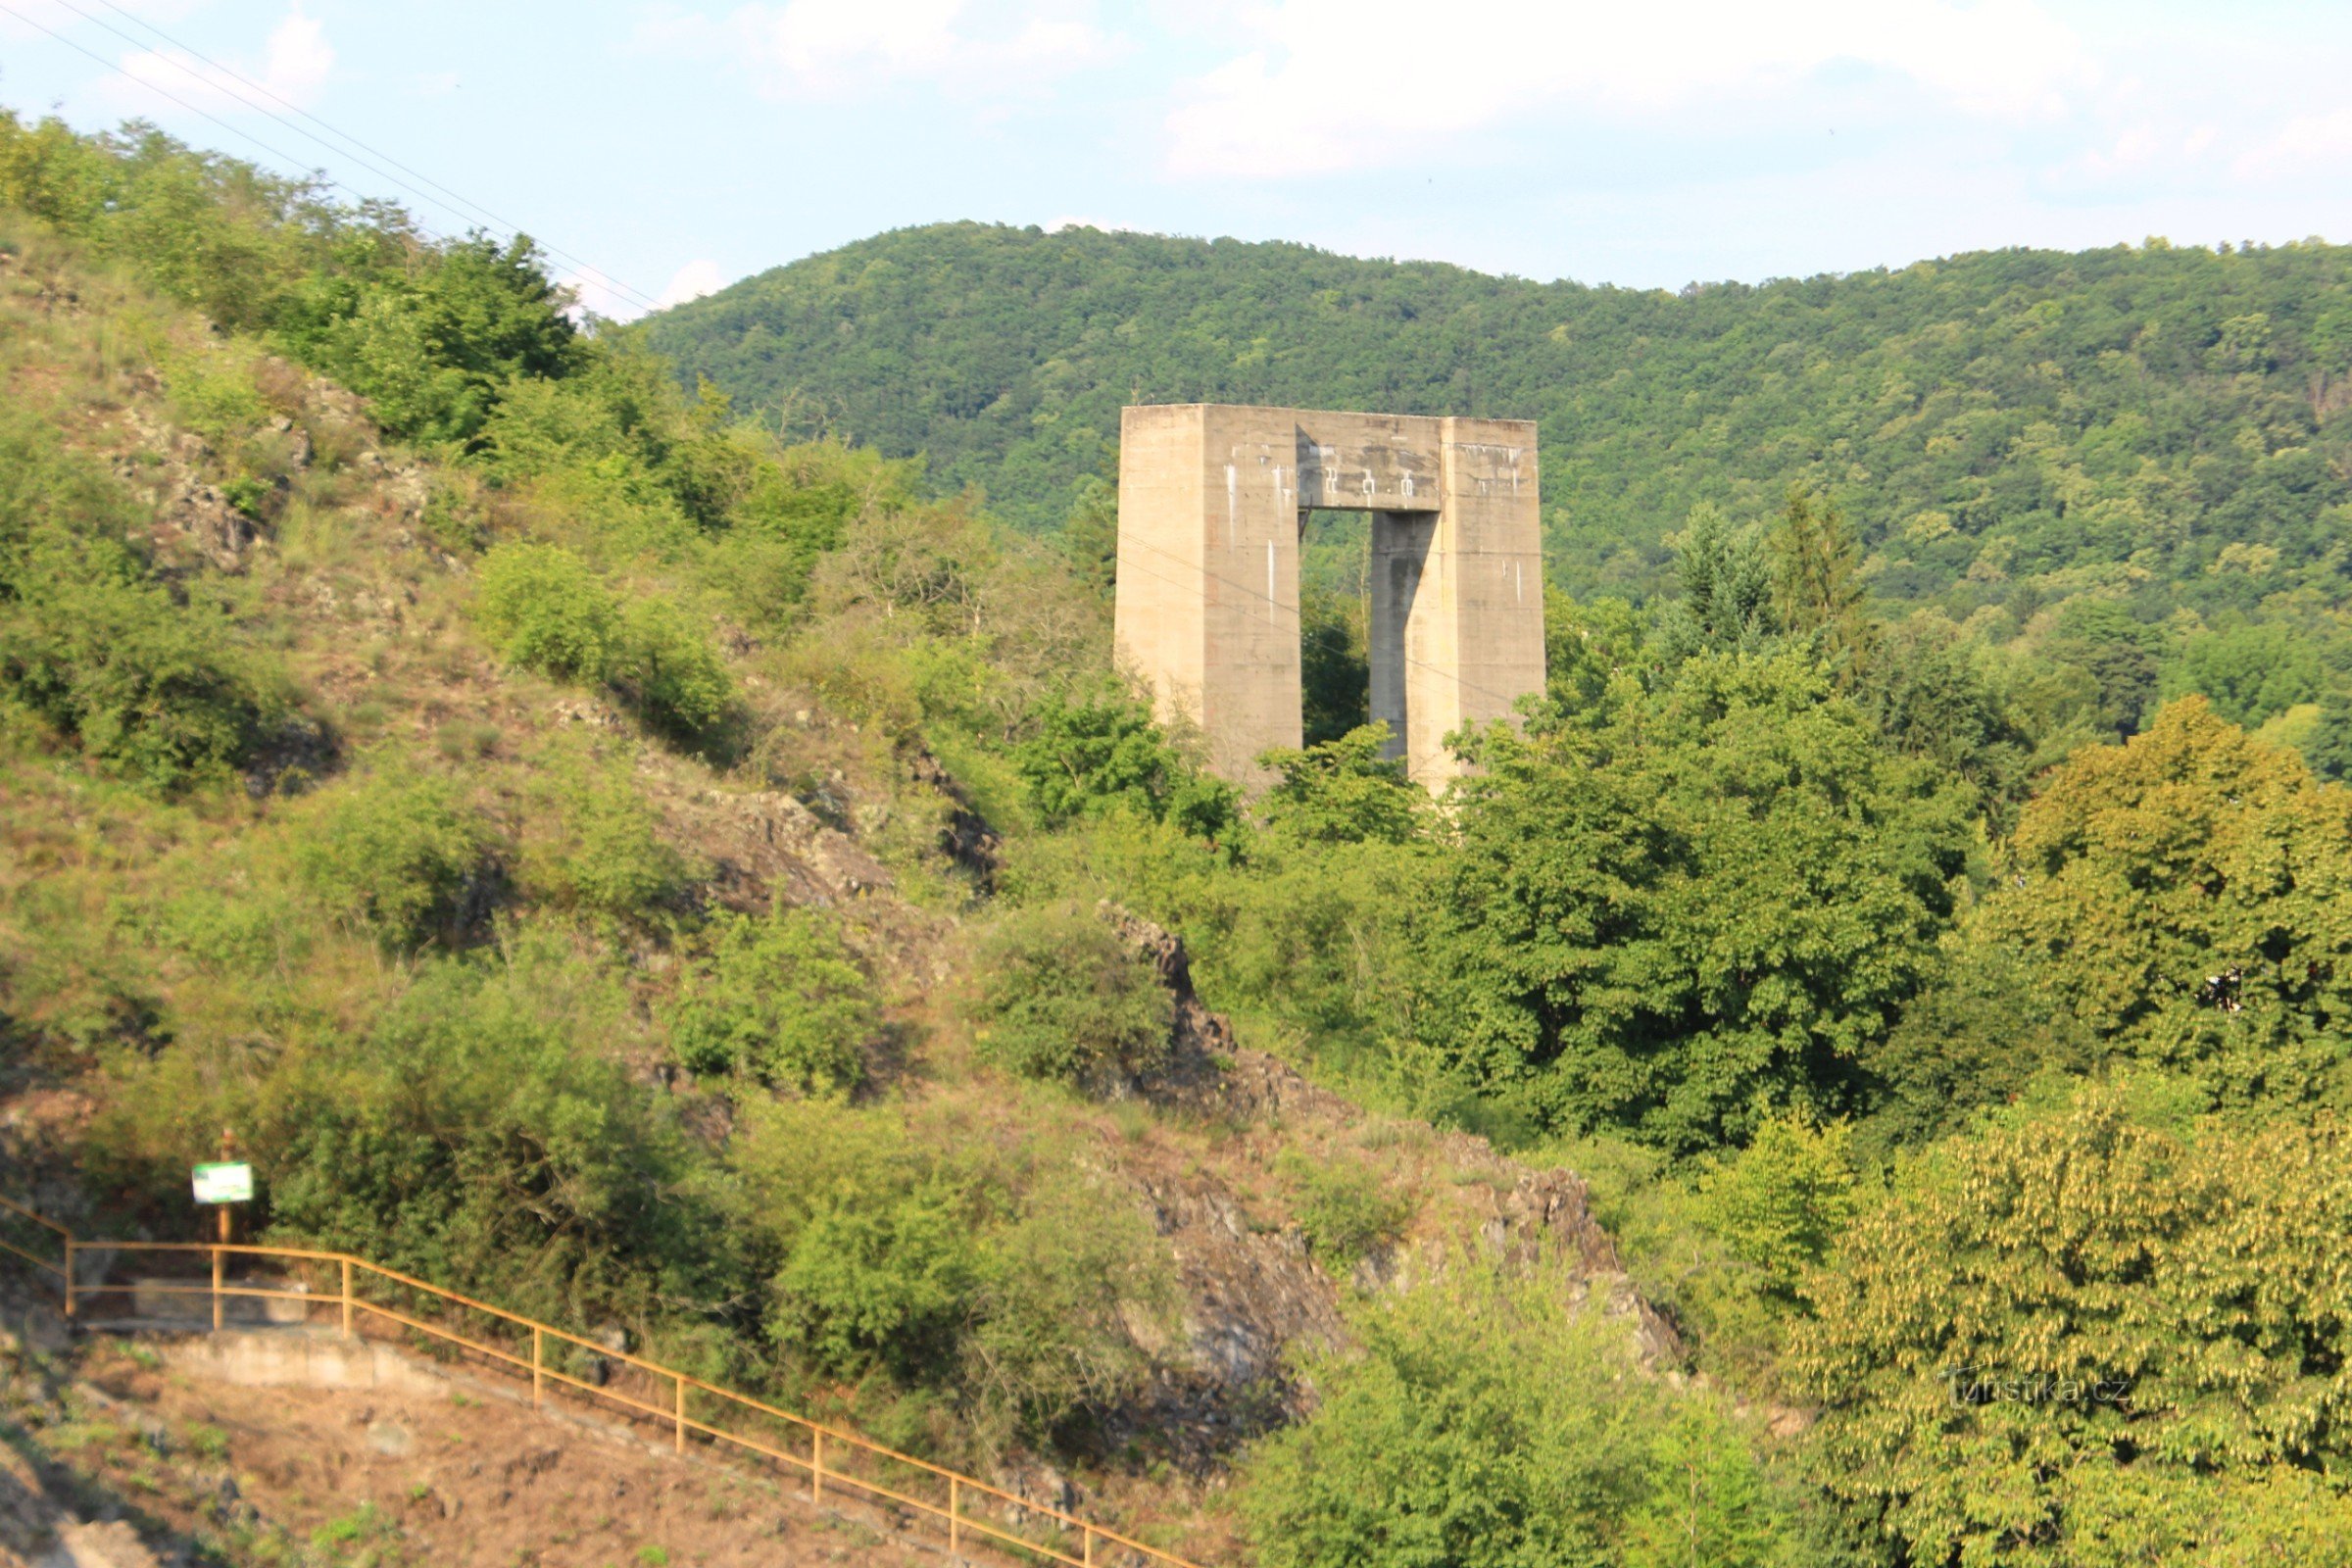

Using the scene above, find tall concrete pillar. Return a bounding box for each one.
[1113,404,1304,783]
[1115,404,1544,791]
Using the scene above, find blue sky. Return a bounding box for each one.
[6,1,2352,318]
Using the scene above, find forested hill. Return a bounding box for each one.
[642,221,2352,611]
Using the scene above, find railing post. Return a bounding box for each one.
[211,1247,222,1332]
[674,1374,685,1452]
[61,1238,74,1322]
[950,1476,960,1558]
[340,1257,353,1339]
[532,1326,543,1408]
[811,1430,823,1503]
[1085,1525,1094,1568]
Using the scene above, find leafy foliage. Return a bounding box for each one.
[666,908,874,1096]
[92,936,733,1320]
[1973,697,2352,1109]
[1240,1260,1793,1568]
[0,409,287,792]
[1416,653,1974,1152]
[1012,691,1239,844]
[285,771,486,951]
[1696,1116,1856,1300]
[1255,724,1428,846]
[772,1173,980,1380]
[1277,1149,1413,1274]
[1794,1091,2352,1567]
[965,902,1172,1087]
[474,543,737,749]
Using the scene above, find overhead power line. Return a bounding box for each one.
[5,0,665,316]
[73,0,664,317]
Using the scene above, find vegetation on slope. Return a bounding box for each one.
[11,108,2352,1568]
[646,221,2352,763]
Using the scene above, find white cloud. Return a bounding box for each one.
[656,258,728,307]
[112,2,335,114]
[557,260,729,324]
[2235,107,2352,181]
[558,266,643,322]
[637,0,1118,99]
[1162,0,2090,178]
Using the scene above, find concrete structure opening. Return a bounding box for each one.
[1113,403,1546,791]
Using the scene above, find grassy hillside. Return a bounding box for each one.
[0,112,1784,1565]
[15,110,2352,1568]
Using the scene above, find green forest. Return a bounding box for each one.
[6,109,2352,1567]
[648,221,2352,771]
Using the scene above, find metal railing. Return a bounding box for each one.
[0,1194,1201,1568]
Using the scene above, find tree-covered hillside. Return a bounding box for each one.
[19,108,2352,1567]
[643,221,2352,616]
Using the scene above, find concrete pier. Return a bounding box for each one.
[1113,404,1545,789]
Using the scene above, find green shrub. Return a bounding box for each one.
[1278,1150,1412,1274]
[966,903,1172,1087]
[90,934,737,1322]
[612,598,735,746]
[475,545,733,748]
[473,542,619,681]
[2,411,288,792]
[1696,1116,1856,1300]
[665,908,873,1096]
[1013,693,1240,845]
[769,1174,982,1380]
[963,1169,1173,1439]
[1254,724,1427,846]
[2,563,285,792]
[286,770,486,950]
[1240,1260,1793,1568]
[521,745,685,921]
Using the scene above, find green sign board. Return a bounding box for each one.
[191,1162,253,1204]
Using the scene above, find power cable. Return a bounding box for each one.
[6,0,664,316]
[0,0,412,222]
[73,0,664,316]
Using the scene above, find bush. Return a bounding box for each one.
[1,414,288,792]
[286,770,486,950]
[89,935,738,1321]
[1240,1260,1793,1568]
[962,1168,1173,1439]
[1278,1149,1412,1273]
[612,599,735,746]
[3,562,286,792]
[966,903,1172,1087]
[473,542,619,681]
[666,908,873,1096]
[1013,693,1239,845]
[770,1175,982,1381]
[474,545,734,748]
[1696,1116,1855,1300]
[521,745,685,921]
[1254,723,1427,846]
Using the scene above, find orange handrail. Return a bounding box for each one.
[0,1201,1203,1568]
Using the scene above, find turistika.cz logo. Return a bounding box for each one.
[1939,1367,2133,1409]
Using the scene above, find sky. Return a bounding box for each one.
[5,0,2352,319]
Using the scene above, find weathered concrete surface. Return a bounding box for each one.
[161,1327,456,1396]
[1114,404,1544,789]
